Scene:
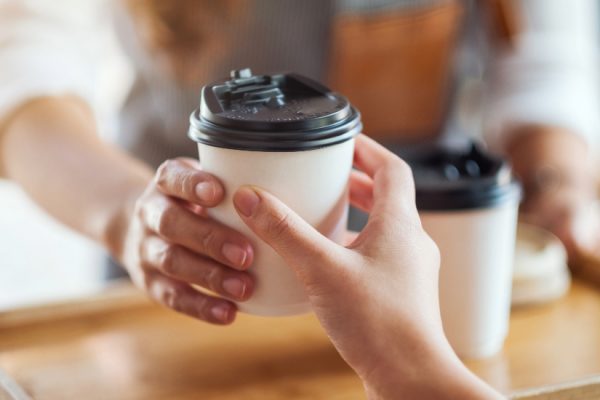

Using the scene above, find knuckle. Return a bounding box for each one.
[427,236,441,266]
[204,267,222,293]
[141,273,153,291]
[130,265,151,290]
[398,160,413,176]
[194,296,211,318]
[387,155,410,174]
[181,172,204,200]
[148,277,177,308]
[161,286,178,310]
[156,203,177,237]
[396,160,415,183]
[173,157,193,165]
[134,191,156,221]
[381,155,397,170]
[134,196,145,216]
[137,236,148,261]
[266,211,292,237]
[200,229,220,254]
[134,189,156,217]
[155,160,175,185]
[159,244,180,275]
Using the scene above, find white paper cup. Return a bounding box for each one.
[197,140,354,315]
[408,143,520,359]
[421,201,519,358]
[188,69,361,316]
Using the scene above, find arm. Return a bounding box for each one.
[0,1,257,324]
[0,96,255,324]
[0,96,150,255]
[232,135,502,399]
[484,0,600,257]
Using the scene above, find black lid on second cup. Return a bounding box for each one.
[189,68,362,151]
[403,142,521,211]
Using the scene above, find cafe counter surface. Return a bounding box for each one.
[1,279,600,399]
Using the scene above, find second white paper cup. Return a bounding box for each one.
[406,142,520,359]
[421,201,519,359]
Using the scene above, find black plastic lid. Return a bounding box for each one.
[402,142,521,211]
[188,68,362,151]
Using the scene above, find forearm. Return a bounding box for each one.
[505,125,593,198]
[0,95,153,257]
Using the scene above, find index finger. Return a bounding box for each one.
[233,186,347,287]
[353,135,416,216]
[155,158,224,207]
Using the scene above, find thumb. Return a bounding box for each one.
[233,186,344,282]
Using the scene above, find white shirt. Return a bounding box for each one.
[0,0,598,146]
[484,0,600,147]
[0,0,131,140]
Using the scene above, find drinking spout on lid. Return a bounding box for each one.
[231,68,253,79]
[224,68,284,106]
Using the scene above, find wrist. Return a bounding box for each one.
[101,172,151,262]
[360,333,446,398]
[519,163,592,202]
[362,337,502,399]
[505,125,594,199]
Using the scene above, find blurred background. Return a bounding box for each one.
[0,180,105,309]
[0,0,132,309]
[1,0,599,310]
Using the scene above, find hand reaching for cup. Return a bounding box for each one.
[507,127,600,261]
[117,158,254,324]
[233,135,502,399]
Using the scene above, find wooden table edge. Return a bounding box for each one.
[510,375,600,399]
[0,282,150,330]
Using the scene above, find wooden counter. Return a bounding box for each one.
[1,279,599,399]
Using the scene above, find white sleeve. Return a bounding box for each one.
[484,0,600,147]
[0,0,129,136]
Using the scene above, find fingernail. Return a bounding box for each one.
[211,304,232,322]
[195,182,215,202]
[222,278,247,299]
[222,243,248,267]
[234,188,260,217]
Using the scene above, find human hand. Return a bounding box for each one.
[233,135,500,399]
[519,178,600,258]
[116,158,254,324]
[507,126,600,259]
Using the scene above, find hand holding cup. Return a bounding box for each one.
[232,135,502,399]
[117,158,254,324]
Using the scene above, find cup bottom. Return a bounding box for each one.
[454,335,506,360]
[236,301,312,317]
